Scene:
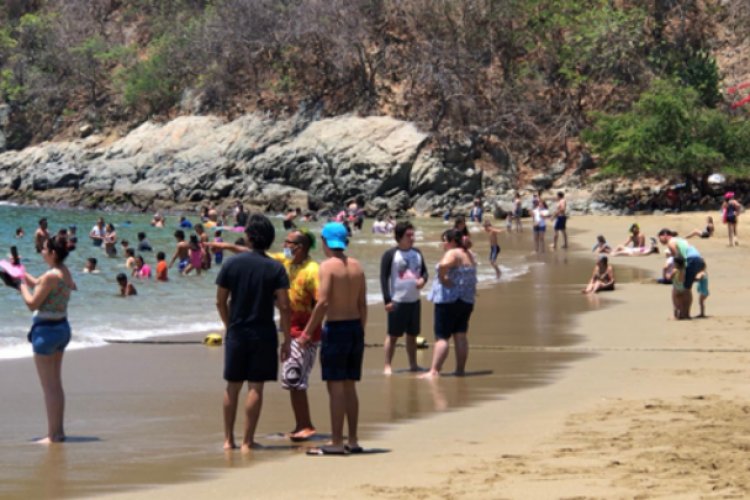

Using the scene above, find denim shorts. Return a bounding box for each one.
[29,318,71,356]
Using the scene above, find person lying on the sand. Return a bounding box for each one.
[611,237,659,257]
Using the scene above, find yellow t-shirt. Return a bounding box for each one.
[271,254,321,340]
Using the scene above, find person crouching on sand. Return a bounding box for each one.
[17,235,77,443]
[422,229,478,378]
[582,254,615,294]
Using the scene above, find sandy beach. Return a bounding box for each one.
[4,211,750,499]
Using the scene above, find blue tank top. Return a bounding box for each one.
[428,264,477,304]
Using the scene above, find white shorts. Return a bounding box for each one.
[281,339,319,390]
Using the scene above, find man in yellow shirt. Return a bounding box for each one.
[274,229,320,442]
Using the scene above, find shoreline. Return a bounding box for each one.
[99,211,750,499]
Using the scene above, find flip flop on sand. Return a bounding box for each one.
[306,445,348,456]
[289,428,317,442]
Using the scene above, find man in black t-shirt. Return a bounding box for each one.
[216,213,291,451]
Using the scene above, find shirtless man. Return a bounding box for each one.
[168,230,191,273]
[34,218,50,253]
[552,191,568,250]
[303,222,367,455]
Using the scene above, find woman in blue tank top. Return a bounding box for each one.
[422,229,478,378]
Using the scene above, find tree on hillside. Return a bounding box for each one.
[583,79,750,194]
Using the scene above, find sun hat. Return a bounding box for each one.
[321,222,348,250]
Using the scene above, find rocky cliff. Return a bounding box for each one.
[0,111,682,216]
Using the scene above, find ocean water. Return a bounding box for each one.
[0,204,529,360]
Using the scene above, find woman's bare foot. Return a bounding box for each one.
[34,434,65,445]
[223,439,237,450]
[419,370,439,379]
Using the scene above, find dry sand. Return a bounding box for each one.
[100,211,750,499]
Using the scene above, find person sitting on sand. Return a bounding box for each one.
[582,255,615,294]
[686,216,715,239]
[622,223,646,248]
[592,235,612,254]
[116,273,137,296]
[611,237,659,256]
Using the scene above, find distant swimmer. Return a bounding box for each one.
[178,216,193,229]
[132,255,152,279]
[155,252,168,281]
[215,214,291,451]
[34,218,50,253]
[16,235,77,444]
[83,257,99,274]
[15,226,24,238]
[89,218,106,247]
[117,273,137,296]
[103,223,118,257]
[151,213,165,228]
[303,222,367,456]
[482,219,505,279]
[283,208,301,230]
[168,230,190,273]
[183,234,203,275]
[124,248,136,270]
[137,232,153,252]
[380,221,429,375]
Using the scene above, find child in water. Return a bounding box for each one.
[183,234,203,275]
[117,273,137,296]
[133,255,152,279]
[156,251,168,281]
[482,219,505,279]
[213,230,224,265]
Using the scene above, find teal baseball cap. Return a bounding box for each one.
[321,222,348,250]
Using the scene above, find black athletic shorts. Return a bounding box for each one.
[320,320,365,381]
[434,300,474,340]
[387,301,421,337]
[223,332,278,382]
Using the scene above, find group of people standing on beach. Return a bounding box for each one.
[2,185,742,452]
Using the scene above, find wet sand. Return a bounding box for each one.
[3,213,738,499]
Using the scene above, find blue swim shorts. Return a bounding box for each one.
[29,318,71,356]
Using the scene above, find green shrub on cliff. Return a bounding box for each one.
[583,79,750,184]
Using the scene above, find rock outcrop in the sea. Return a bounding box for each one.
[0,111,680,216]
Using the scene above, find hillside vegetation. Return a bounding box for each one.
[0,0,748,184]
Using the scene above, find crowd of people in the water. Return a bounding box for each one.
[0,188,742,453]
